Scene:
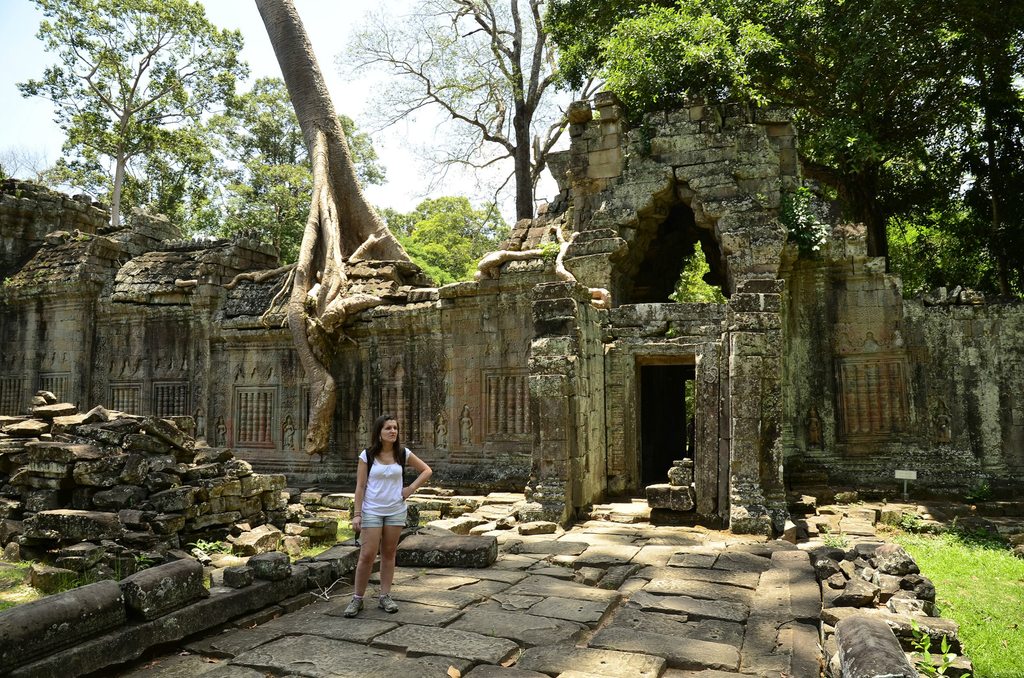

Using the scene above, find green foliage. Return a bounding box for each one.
[780,187,829,256]
[599,1,776,110]
[188,539,230,554]
[209,78,386,262]
[549,0,1024,289]
[392,197,509,285]
[897,531,1024,676]
[19,0,247,224]
[887,208,999,298]
[965,480,992,503]
[911,620,970,677]
[820,530,849,549]
[670,241,727,303]
[538,241,561,260]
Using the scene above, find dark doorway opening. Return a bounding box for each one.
[640,363,696,486]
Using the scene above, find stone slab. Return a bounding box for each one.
[464,666,550,677]
[231,635,402,676]
[448,607,586,647]
[627,590,749,623]
[643,577,753,604]
[396,533,497,568]
[525,596,615,625]
[409,573,482,589]
[570,543,641,569]
[120,559,208,620]
[667,552,718,569]
[386,583,484,609]
[115,653,249,677]
[371,623,519,664]
[608,608,745,647]
[373,655,475,678]
[256,606,398,643]
[712,551,773,573]
[516,644,665,678]
[430,567,527,584]
[507,539,589,556]
[503,574,620,603]
[638,565,760,589]
[185,626,290,658]
[589,626,740,671]
[324,598,463,626]
[492,592,544,612]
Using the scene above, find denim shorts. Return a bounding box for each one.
[361,509,407,528]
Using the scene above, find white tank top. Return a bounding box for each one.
[359,449,407,516]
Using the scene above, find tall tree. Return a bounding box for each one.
[214,77,387,263]
[548,0,971,260]
[256,0,410,457]
[343,0,591,221]
[18,0,246,227]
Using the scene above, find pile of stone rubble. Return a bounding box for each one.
[0,391,292,588]
[815,541,972,676]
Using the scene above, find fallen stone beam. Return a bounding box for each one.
[0,580,125,673]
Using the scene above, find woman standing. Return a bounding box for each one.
[344,414,432,617]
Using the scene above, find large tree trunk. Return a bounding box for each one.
[512,106,534,221]
[256,0,410,457]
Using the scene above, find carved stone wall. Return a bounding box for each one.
[781,225,1024,495]
[6,97,1024,531]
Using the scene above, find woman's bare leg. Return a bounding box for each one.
[378,524,403,594]
[354,527,381,596]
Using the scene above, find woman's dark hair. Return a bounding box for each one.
[368,414,404,463]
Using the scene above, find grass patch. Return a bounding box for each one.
[0,562,43,612]
[894,530,1024,677]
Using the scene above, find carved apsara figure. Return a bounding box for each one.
[807,406,822,448]
[934,401,952,444]
[215,416,227,447]
[283,414,297,450]
[194,408,206,440]
[435,412,448,449]
[460,405,473,445]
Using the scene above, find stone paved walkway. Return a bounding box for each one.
[116,503,824,678]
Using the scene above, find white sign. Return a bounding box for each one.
[894,469,917,480]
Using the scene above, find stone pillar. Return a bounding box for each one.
[727,278,787,534]
[524,281,585,525]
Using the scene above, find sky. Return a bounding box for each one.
[0,0,559,221]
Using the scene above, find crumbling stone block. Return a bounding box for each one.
[223,565,254,588]
[396,534,498,568]
[646,484,695,512]
[119,559,208,620]
[25,509,123,541]
[834,615,916,678]
[232,523,282,555]
[0,579,125,672]
[249,551,291,581]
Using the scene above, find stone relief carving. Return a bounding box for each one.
[215,416,227,447]
[434,411,448,450]
[836,356,909,439]
[460,405,473,444]
[194,408,206,440]
[282,414,296,451]
[933,400,952,444]
[807,405,822,448]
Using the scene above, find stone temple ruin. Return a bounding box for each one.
[3,93,1024,535]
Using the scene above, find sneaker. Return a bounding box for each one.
[343,596,363,618]
[378,593,399,613]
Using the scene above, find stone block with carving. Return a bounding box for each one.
[0,579,125,672]
[119,559,208,620]
[25,509,123,541]
[666,459,694,487]
[396,533,498,568]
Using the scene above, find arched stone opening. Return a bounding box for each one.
[615,194,729,305]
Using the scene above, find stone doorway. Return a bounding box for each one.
[639,362,696,486]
